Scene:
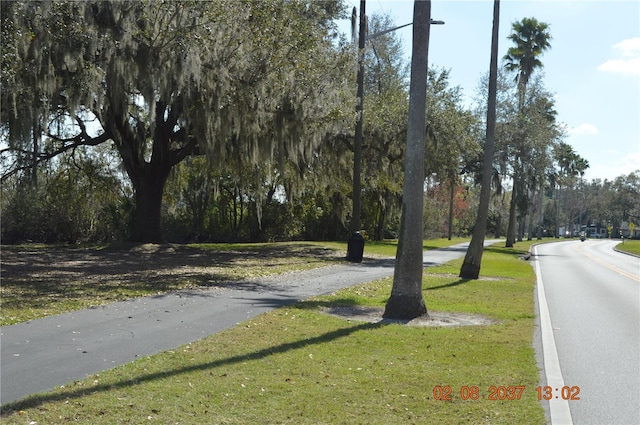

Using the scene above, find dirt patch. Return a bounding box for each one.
[321,305,498,327]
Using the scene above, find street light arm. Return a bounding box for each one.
[365,22,413,40]
[365,19,444,41]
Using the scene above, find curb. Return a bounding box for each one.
[613,244,640,258]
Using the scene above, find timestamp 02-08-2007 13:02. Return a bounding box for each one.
[432,385,581,401]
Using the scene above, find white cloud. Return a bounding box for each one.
[621,150,640,173]
[569,123,598,135]
[586,150,640,181]
[598,58,640,76]
[614,37,640,57]
[598,37,640,77]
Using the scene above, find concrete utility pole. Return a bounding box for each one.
[347,2,444,263]
[350,0,366,235]
[349,4,445,237]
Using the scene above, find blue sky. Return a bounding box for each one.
[338,0,640,182]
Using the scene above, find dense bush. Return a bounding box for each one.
[1,152,133,244]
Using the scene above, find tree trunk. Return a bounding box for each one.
[494,210,502,238]
[447,178,454,240]
[527,188,535,241]
[375,202,386,241]
[131,166,171,243]
[516,213,522,241]
[31,119,40,189]
[505,186,517,246]
[517,211,525,241]
[537,187,543,239]
[383,0,431,320]
[459,0,500,279]
[114,104,184,244]
[555,184,560,237]
[505,166,518,247]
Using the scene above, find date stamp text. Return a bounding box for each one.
[432,385,581,401]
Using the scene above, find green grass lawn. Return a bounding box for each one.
[312,237,472,258]
[616,238,640,256]
[1,240,546,424]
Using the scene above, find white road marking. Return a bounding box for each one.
[534,245,573,425]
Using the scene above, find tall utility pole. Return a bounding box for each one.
[350,0,366,234]
[347,2,444,263]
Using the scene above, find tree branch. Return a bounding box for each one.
[1,120,112,182]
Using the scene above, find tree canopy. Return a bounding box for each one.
[1,0,353,242]
[1,4,636,246]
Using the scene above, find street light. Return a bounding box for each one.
[347,1,444,262]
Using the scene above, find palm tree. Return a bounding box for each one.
[503,17,551,247]
[459,0,500,279]
[503,17,552,110]
[383,0,431,319]
[552,142,590,236]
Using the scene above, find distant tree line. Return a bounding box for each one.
[1,1,637,244]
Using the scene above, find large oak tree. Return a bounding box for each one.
[1,0,352,242]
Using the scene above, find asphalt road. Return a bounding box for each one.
[533,239,640,425]
[1,241,497,406]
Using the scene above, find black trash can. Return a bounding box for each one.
[346,231,365,263]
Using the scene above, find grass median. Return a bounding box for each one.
[616,238,640,256]
[1,240,546,424]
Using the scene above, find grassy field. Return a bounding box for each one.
[311,237,473,258]
[1,239,547,424]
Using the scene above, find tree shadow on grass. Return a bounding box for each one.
[425,278,472,291]
[294,297,366,310]
[0,243,344,320]
[483,246,530,257]
[1,320,385,414]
